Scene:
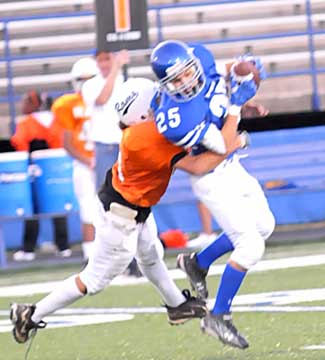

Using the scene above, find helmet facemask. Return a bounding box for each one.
[160,56,205,102]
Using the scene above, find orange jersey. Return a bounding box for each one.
[11,112,63,151]
[52,93,93,159]
[112,120,185,207]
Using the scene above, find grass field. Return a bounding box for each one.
[1,241,325,360]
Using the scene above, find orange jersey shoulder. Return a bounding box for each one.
[112,120,184,207]
[52,93,93,158]
[52,93,85,128]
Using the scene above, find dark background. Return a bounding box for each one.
[239,110,325,132]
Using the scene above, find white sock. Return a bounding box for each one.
[32,275,84,323]
[138,260,185,307]
[82,241,94,260]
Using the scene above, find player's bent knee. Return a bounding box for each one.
[231,238,265,269]
[249,240,265,267]
[78,274,108,295]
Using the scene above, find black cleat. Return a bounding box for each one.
[166,289,208,325]
[10,303,46,344]
[201,312,249,349]
[177,253,208,299]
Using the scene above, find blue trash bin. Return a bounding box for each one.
[0,151,33,216]
[30,148,78,213]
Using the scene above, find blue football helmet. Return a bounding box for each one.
[150,40,205,102]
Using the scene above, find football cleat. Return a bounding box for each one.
[177,252,208,299]
[10,303,46,344]
[201,312,249,349]
[166,289,207,325]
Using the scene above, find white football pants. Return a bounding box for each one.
[190,155,275,269]
[79,199,184,307]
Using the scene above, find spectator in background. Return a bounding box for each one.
[52,58,98,260]
[11,90,71,261]
[81,49,129,189]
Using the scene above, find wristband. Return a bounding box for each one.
[228,104,242,116]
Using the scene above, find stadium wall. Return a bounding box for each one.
[1,112,325,249]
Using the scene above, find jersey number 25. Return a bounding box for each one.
[156,107,181,133]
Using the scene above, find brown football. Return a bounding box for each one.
[233,61,260,87]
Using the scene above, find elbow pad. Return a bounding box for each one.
[201,124,226,154]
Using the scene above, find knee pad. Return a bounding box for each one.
[79,239,136,295]
[230,233,265,269]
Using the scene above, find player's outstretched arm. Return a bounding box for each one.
[201,110,240,155]
[175,127,245,176]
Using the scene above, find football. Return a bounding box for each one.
[233,61,261,87]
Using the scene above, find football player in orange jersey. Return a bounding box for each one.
[52,58,99,260]
[10,78,246,345]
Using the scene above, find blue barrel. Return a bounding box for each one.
[0,151,33,216]
[31,148,78,213]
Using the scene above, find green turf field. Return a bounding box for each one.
[1,242,325,360]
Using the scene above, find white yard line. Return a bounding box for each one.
[303,345,325,350]
[1,254,325,297]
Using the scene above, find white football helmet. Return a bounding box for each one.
[70,57,98,92]
[114,77,159,127]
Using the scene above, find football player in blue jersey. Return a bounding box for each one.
[150,40,275,350]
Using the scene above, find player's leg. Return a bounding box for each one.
[177,170,234,299]
[245,175,275,240]
[10,200,139,343]
[72,160,97,260]
[191,160,265,348]
[191,171,235,266]
[177,230,234,299]
[201,166,275,348]
[209,162,273,320]
[78,201,139,294]
[13,219,39,261]
[53,216,71,256]
[137,214,184,306]
[136,214,207,324]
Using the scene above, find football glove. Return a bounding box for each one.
[237,53,267,80]
[230,73,257,106]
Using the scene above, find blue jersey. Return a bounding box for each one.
[153,44,228,149]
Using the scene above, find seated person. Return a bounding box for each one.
[11,90,71,261]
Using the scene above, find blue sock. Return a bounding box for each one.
[196,233,234,270]
[212,263,246,314]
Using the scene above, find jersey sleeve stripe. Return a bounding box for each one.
[174,121,206,148]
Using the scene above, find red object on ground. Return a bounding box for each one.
[160,229,188,248]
